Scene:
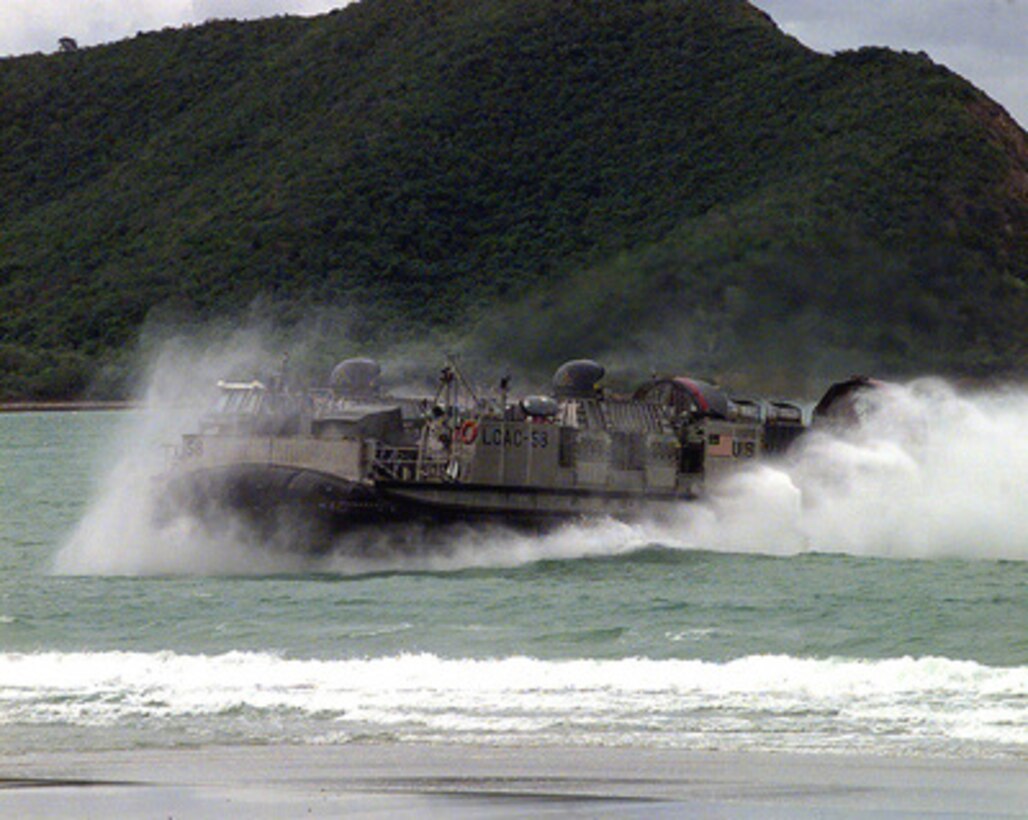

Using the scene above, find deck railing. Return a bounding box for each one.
[371,444,450,482]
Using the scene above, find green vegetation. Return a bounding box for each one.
[1,0,1025,398]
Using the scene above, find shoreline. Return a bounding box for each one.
[0,401,138,413]
[2,743,1026,818]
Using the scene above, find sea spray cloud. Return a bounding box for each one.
[54,330,313,575]
[782,381,1028,559]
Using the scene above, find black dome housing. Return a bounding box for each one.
[552,360,605,399]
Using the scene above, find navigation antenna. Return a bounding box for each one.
[422,355,478,428]
[449,354,479,406]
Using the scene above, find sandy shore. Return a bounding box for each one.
[2,743,1025,818]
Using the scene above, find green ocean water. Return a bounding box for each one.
[1,409,1026,758]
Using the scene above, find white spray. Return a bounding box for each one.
[696,379,1028,560]
[54,333,317,575]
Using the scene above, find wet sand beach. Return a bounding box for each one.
[3,744,1026,818]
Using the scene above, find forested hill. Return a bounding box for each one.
[1,0,1026,399]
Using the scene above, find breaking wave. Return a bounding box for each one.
[2,650,1024,757]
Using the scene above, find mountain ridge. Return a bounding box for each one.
[0,0,1025,398]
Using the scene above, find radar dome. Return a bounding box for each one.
[552,360,605,399]
[521,395,560,417]
[329,358,382,398]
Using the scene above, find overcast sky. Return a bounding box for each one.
[2,1,1025,126]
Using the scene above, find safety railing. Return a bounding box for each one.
[370,444,451,482]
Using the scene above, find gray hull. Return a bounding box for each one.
[161,463,688,549]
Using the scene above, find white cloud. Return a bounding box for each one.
[192,0,341,20]
[1,1,192,55]
[753,0,1028,125]
[0,1,342,56]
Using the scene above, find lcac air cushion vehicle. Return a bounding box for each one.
[160,358,809,550]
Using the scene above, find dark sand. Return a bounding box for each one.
[2,744,1025,818]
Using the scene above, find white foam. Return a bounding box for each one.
[597,381,1028,561]
[1,651,1024,755]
